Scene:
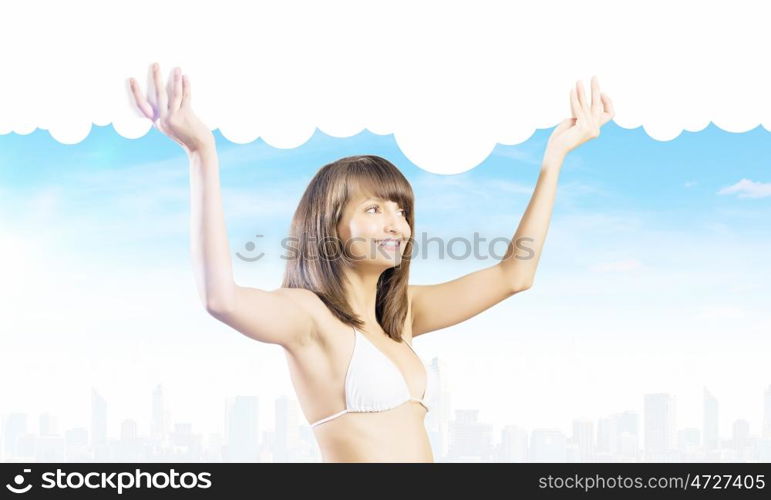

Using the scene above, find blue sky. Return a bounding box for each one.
[3,121,770,263]
[1,123,770,437]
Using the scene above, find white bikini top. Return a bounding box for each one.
[309,326,436,428]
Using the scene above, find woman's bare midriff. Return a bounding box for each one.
[312,401,433,462]
[282,289,432,462]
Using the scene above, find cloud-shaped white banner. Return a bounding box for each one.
[1,0,770,173]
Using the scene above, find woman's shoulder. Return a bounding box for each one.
[277,286,414,346]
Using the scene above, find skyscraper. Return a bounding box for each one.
[703,387,719,451]
[425,357,450,459]
[39,412,58,437]
[572,418,594,461]
[274,395,300,461]
[596,416,616,455]
[530,429,567,462]
[2,413,28,457]
[91,388,107,446]
[644,393,675,460]
[500,425,528,462]
[732,419,750,451]
[151,384,170,442]
[121,419,138,441]
[225,396,259,462]
[762,385,771,440]
[615,411,639,459]
[448,409,493,460]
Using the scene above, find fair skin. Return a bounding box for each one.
[128,63,614,462]
[336,193,412,328]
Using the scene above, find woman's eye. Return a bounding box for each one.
[365,205,407,216]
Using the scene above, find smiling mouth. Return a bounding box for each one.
[375,239,401,250]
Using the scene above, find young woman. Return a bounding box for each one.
[127,63,614,462]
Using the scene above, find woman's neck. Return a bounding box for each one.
[341,266,383,325]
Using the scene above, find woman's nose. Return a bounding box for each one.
[384,214,401,233]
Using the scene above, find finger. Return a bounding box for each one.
[165,67,176,112]
[569,88,580,119]
[576,80,586,111]
[601,92,615,122]
[590,76,602,117]
[169,67,183,112]
[152,62,168,118]
[181,74,191,108]
[128,78,154,119]
[144,64,157,116]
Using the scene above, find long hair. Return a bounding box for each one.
[281,155,415,342]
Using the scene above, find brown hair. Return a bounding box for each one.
[281,155,415,342]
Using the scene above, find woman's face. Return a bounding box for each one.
[337,192,412,268]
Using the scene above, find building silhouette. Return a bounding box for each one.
[644,393,676,461]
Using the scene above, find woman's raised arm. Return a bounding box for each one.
[410,76,615,338]
[497,76,615,288]
[127,63,316,349]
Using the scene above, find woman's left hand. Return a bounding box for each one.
[545,76,615,159]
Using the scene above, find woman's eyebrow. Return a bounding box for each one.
[358,197,406,211]
[361,197,398,205]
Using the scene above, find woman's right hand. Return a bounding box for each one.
[128,62,215,155]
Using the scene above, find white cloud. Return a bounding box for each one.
[718,178,771,199]
[2,1,770,174]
